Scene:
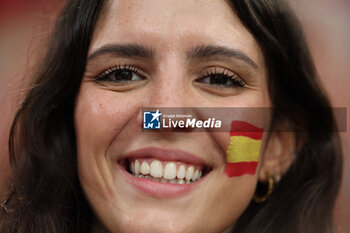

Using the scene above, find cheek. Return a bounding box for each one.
[73,87,143,199]
[224,121,264,178]
[74,88,142,170]
[75,96,120,154]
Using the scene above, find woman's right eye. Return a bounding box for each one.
[96,65,144,83]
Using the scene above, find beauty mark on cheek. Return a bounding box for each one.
[225,121,264,177]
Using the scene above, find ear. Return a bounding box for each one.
[258,131,296,182]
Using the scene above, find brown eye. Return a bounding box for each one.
[198,72,246,88]
[96,65,144,83]
[111,70,139,82]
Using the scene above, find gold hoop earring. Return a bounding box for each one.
[253,176,275,203]
[1,197,9,214]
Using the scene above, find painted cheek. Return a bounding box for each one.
[225,121,264,177]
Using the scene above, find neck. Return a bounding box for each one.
[91,221,234,233]
[222,223,234,233]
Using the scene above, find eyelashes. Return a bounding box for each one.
[95,64,246,89]
[197,69,246,88]
[96,65,144,83]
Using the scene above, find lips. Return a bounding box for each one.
[117,147,212,197]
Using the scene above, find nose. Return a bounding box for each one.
[146,74,191,108]
[140,65,198,133]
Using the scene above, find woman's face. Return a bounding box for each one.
[75,0,269,232]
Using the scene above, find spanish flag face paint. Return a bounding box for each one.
[225,121,264,177]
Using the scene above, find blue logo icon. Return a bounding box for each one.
[143,110,162,129]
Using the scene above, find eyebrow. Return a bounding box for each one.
[87,43,259,70]
[87,44,155,61]
[187,45,259,69]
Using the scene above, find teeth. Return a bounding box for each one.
[192,169,199,181]
[185,166,194,181]
[151,177,160,182]
[169,179,177,184]
[130,159,204,184]
[141,161,150,175]
[130,162,135,173]
[177,179,185,184]
[177,165,186,179]
[135,160,140,175]
[133,174,201,184]
[164,162,177,179]
[150,160,163,178]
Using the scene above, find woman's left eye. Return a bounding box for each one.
[196,70,246,88]
[96,65,144,83]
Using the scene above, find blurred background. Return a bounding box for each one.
[0,0,349,232]
[289,1,350,232]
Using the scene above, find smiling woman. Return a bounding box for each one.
[0,0,342,233]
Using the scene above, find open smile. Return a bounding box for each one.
[117,147,213,197]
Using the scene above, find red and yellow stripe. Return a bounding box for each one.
[225,121,263,177]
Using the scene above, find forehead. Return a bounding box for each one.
[90,0,264,68]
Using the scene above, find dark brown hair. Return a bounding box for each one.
[230,1,342,233]
[1,0,342,232]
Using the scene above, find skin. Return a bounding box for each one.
[74,0,276,232]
